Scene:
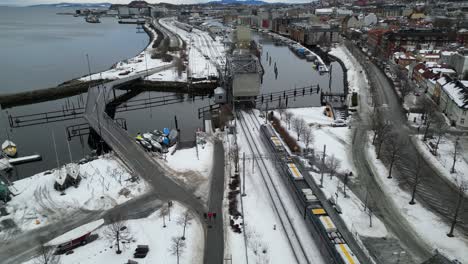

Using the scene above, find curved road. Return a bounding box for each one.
[346,40,468,262]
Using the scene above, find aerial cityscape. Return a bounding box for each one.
[0,0,467,263]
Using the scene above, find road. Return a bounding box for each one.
[204,140,225,264]
[84,67,206,215]
[0,192,162,264]
[85,66,230,264]
[344,40,468,261]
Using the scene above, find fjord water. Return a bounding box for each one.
[0,6,149,92]
[0,7,343,179]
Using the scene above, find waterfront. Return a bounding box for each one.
[0,8,344,180]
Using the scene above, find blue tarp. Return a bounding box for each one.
[163,128,170,135]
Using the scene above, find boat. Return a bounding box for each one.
[2,140,17,158]
[85,15,100,24]
[0,157,12,172]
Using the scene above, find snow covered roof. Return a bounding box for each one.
[432,68,456,74]
[441,51,457,56]
[442,81,468,109]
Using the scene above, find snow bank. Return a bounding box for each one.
[79,25,172,81]
[366,135,468,262]
[309,171,387,238]
[0,154,149,237]
[329,45,368,94]
[412,135,468,187]
[24,203,204,264]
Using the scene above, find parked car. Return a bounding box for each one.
[331,119,347,127]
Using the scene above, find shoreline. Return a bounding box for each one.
[0,19,157,109]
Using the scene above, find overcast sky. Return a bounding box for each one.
[0,0,309,6]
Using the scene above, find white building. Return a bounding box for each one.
[436,77,468,128]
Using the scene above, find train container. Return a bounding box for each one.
[335,243,360,264]
[311,207,326,215]
[270,136,282,148]
[287,163,303,180]
[319,216,337,232]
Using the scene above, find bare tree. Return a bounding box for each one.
[159,204,170,228]
[169,236,186,264]
[422,102,437,142]
[34,244,60,264]
[370,112,391,148]
[277,103,286,120]
[104,215,133,254]
[384,134,404,179]
[284,111,294,130]
[292,117,306,141]
[303,126,314,150]
[327,155,341,179]
[409,156,425,205]
[433,120,447,155]
[450,138,460,174]
[229,143,240,173]
[176,210,194,240]
[447,180,467,237]
[374,121,392,159]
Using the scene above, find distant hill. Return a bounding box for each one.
[208,0,270,5]
[29,2,112,8]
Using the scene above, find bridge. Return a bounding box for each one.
[84,64,207,211]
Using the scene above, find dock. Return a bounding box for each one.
[8,154,42,165]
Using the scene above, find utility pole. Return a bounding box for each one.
[242,152,246,196]
[320,144,326,188]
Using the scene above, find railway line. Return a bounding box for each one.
[237,110,314,264]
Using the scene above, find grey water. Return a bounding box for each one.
[0,7,344,180]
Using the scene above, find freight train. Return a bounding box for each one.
[260,123,361,264]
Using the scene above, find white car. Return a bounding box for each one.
[331,119,347,127]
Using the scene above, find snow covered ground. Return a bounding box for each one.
[0,154,149,239]
[309,171,387,238]
[155,133,214,202]
[412,135,468,187]
[277,106,333,126]
[79,25,173,81]
[329,45,368,95]
[23,202,204,264]
[159,18,224,80]
[367,135,468,262]
[272,108,353,170]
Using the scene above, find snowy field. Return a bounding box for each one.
[223,121,326,264]
[0,154,149,239]
[412,135,468,187]
[155,134,214,202]
[367,136,468,263]
[329,45,368,94]
[23,202,204,264]
[79,25,173,81]
[276,106,333,126]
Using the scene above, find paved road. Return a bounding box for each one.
[84,70,206,215]
[344,41,468,262]
[204,140,225,264]
[353,44,468,234]
[0,192,162,264]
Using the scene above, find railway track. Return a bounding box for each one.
[237,110,312,264]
